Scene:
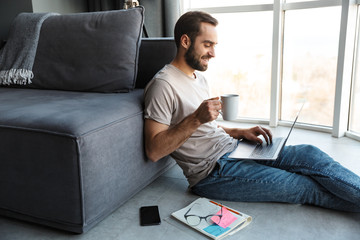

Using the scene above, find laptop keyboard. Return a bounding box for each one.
[250,138,282,158]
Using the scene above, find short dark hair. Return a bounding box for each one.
[174,11,218,48]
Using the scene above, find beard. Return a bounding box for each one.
[184,44,210,72]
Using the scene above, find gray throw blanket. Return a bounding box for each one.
[0,12,58,85]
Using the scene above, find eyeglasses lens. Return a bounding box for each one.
[186,216,201,226]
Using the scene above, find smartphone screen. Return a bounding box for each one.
[140,206,161,226]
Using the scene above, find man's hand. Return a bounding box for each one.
[221,125,273,145]
[241,126,273,145]
[193,97,222,124]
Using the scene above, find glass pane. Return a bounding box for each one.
[187,0,273,8]
[281,7,341,126]
[203,12,273,119]
[285,0,320,2]
[350,56,360,134]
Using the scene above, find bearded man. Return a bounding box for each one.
[143,11,360,212]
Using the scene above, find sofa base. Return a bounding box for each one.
[0,159,174,233]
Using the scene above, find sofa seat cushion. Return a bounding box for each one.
[0,88,144,136]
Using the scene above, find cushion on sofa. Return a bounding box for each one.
[30,7,144,92]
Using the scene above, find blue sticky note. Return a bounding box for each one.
[203,224,231,237]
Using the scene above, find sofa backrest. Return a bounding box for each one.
[0,8,177,92]
[136,38,177,89]
[31,7,144,93]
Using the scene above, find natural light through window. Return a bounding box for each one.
[350,78,360,134]
[203,12,273,120]
[186,0,273,8]
[285,0,320,3]
[184,0,359,140]
[281,6,341,126]
[350,38,360,134]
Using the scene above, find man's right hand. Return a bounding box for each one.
[193,97,222,124]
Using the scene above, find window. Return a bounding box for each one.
[203,11,273,119]
[281,6,341,126]
[285,0,320,3]
[185,0,273,8]
[350,29,360,134]
[184,0,360,141]
[350,77,360,134]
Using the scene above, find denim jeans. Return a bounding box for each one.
[192,144,360,212]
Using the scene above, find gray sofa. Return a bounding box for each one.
[0,8,176,233]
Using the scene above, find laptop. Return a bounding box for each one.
[228,104,304,161]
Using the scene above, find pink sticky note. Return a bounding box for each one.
[211,207,237,228]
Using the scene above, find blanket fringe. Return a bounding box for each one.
[0,69,33,85]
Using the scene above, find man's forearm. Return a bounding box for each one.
[219,125,245,139]
[145,113,202,162]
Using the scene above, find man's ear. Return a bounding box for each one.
[180,34,191,50]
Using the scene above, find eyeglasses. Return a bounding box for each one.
[184,203,223,226]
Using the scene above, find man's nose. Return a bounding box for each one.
[209,47,216,58]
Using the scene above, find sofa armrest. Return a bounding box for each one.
[136,37,177,89]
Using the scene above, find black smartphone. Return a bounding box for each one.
[140,206,161,226]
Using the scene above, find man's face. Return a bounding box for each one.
[185,22,218,72]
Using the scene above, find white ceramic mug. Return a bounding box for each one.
[220,94,239,121]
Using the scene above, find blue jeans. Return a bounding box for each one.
[192,144,360,212]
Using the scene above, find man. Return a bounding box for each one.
[144,11,360,212]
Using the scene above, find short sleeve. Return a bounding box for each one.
[144,79,175,126]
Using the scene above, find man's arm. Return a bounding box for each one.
[144,97,221,162]
[220,125,273,145]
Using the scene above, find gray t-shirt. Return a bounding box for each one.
[144,64,237,187]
